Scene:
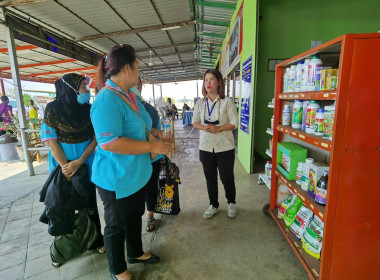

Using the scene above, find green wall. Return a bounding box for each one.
[254,0,380,159]
[235,0,258,173]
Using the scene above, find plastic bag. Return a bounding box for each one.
[278,194,296,219]
[284,197,303,227]
[302,216,324,259]
[290,206,313,239]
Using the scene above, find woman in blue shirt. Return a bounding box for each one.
[41,73,105,267]
[91,44,171,280]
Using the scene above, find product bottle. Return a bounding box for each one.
[314,108,324,136]
[287,65,296,92]
[270,115,274,131]
[329,103,335,140]
[265,161,271,178]
[301,59,311,91]
[322,106,331,139]
[162,118,172,139]
[308,55,323,91]
[301,101,309,132]
[315,171,328,205]
[291,100,303,129]
[295,61,304,92]
[302,158,314,192]
[296,162,304,185]
[306,101,320,134]
[283,68,290,93]
[282,104,291,126]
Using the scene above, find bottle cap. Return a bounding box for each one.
[306,158,314,164]
[297,61,304,65]
[317,108,324,113]
[312,55,320,59]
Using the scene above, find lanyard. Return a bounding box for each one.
[105,82,139,112]
[204,97,220,121]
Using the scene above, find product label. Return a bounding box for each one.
[315,65,322,90]
[292,107,303,125]
[315,188,327,205]
[315,118,324,134]
[306,108,317,129]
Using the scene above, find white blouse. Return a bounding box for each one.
[192,96,238,153]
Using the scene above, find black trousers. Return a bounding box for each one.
[86,182,104,250]
[199,149,236,208]
[146,160,161,212]
[97,186,146,275]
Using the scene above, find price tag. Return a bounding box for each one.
[292,132,297,136]
[310,204,314,209]
[295,94,299,98]
[279,95,283,98]
[299,195,305,201]
[319,212,324,218]
[285,129,289,133]
[300,94,305,98]
[323,93,329,98]
[321,142,328,148]
[312,269,320,277]
[294,242,299,248]
[299,134,306,139]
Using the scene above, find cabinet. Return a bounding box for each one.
[269,33,380,280]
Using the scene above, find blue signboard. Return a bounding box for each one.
[240,56,252,134]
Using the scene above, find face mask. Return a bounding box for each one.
[77,93,90,104]
[129,86,141,98]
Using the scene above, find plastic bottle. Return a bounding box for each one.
[301,59,311,91]
[315,171,328,205]
[162,118,171,139]
[283,68,290,93]
[282,104,291,126]
[291,100,303,129]
[322,106,331,139]
[329,103,335,140]
[308,55,323,91]
[271,115,274,131]
[306,101,320,134]
[265,161,271,179]
[302,158,314,192]
[296,162,304,185]
[301,101,309,132]
[287,65,296,92]
[314,108,324,136]
[295,61,304,92]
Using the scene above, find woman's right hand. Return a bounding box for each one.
[152,140,172,155]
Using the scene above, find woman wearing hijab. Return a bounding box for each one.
[40,73,105,268]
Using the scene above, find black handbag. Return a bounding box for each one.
[154,156,181,215]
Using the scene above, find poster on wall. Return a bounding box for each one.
[220,2,244,77]
[240,56,252,134]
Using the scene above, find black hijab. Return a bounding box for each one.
[44,73,94,144]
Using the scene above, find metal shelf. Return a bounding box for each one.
[266,128,273,136]
[275,170,325,221]
[258,174,271,190]
[277,125,332,152]
[266,149,272,158]
[269,209,321,280]
[278,90,337,100]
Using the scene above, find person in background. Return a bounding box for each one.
[132,77,162,232]
[41,73,105,268]
[166,97,174,118]
[29,99,38,120]
[0,95,14,136]
[183,103,190,111]
[192,69,239,219]
[92,44,171,280]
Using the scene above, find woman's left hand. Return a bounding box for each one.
[205,125,220,134]
[62,160,83,178]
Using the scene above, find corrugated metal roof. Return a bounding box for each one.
[0,0,237,83]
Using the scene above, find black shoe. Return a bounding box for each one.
[127,253,160,264]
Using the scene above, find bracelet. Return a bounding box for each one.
[219,126,223,132]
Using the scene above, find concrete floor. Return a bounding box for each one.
[0,120,309,280]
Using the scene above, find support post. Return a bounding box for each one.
[0,79,5,96]
[232,70,236,99]
[196,80,199,98]
[160,84,162,98]
[6,25,34,175]
[152,83,156,108]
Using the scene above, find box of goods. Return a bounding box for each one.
[308,162,329,199]
[277,142,307,180]
[320,69,339,90]
[290,206,313,239]
[302,216,324,259]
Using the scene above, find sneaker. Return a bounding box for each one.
[203,205,218,219]
[228,203,237,218]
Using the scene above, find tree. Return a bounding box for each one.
[23,94,31,106]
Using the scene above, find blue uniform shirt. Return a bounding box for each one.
[40,123,95,177]
[90,79,152,199]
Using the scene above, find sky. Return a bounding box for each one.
[3,78,204,107]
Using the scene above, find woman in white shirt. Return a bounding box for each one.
[192,69,239,219]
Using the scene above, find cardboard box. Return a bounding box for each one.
[308,162,329,199]
[277,142,307,180]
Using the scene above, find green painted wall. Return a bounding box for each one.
[235,0,258,173]
[254,0,380,159]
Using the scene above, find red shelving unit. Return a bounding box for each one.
[269,33,380,280]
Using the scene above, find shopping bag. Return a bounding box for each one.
[154,156,181,215]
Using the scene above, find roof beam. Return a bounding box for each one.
[0,45,38,53]
[0,59,76,71]
[136,42,196,53]
[29,66,97,77]
[197,19,230,27]
[140,62,197,71]
[139,50,195,60]
[196,1,236,10]
[199,32,225,38]
[74,20,197,42]
[0,0,50,7]
[0,71,57,84]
